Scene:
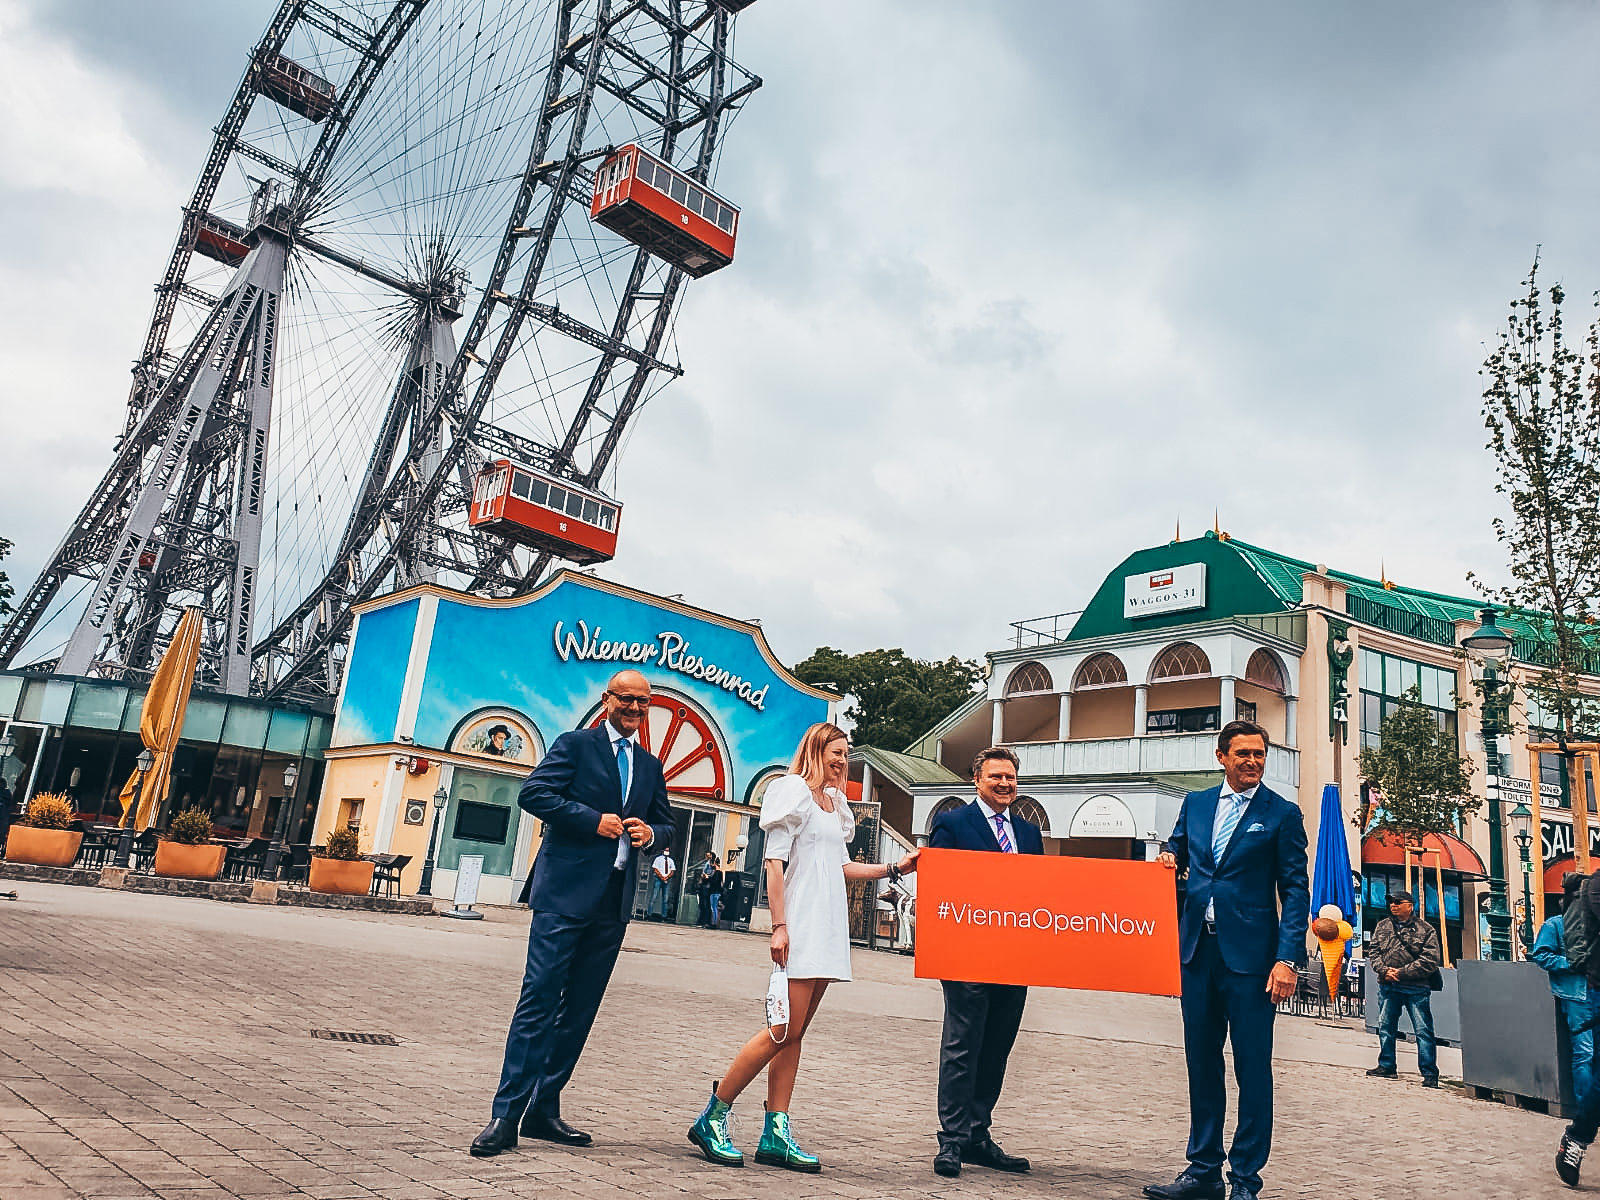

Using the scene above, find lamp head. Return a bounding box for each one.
[136,747,155,773]
[433,785,448,809]
[735,833,749,850]
[1463,607,1514,662]
[282,760,300,790]
[1509,798,1533,839]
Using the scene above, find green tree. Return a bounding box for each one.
[1357,686,1478,853]
[1474,256,1600,748]
[792,647,982,751]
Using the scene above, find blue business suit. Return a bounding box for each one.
[928,800,1043,1152]
[1164,782,1308,1195]
[490,723,674,1122]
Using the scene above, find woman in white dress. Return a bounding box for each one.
[688,722,918,1171]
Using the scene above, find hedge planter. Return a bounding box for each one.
[153,842,226,881]
[309,857,375,896]
[4,827,83,868]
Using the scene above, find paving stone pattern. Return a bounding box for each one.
[0,882,1573,1198]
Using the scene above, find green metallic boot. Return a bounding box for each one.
[687,1083,744,1167]
[754,1109,820,1173]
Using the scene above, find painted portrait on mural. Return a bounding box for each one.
[453,711,537,764]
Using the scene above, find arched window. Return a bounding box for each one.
[1151,642,1211,681]
[1005,661,1053,696]
[1073,653,1128,689]
[1245,648,1288,694]
[1012,796,1050,835]
[926,795,967,836]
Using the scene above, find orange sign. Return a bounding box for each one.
[914,848,1182,996]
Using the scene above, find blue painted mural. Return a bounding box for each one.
[332,574,831,803]
[332,596,417,747]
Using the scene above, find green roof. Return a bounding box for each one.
[855,745,965,788]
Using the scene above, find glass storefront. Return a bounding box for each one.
[0,670,331,844]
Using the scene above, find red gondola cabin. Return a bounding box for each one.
[469,460,621,566]
[590,144,738,278]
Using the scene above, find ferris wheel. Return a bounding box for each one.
[0,0,761,705]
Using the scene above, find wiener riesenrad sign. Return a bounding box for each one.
[1124,562,1207,619]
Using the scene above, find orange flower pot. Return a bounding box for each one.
[4,827,83,868]
[153,841,226,881]
[308,857,375,896]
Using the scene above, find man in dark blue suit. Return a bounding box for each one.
[1146,720,1309,1200]
[928,746,1043,1179]
[471,668,674,1157]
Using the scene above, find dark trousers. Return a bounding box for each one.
[937,980,1027,1150]
[1180,931,1276,1194]
[491,870,628,1120]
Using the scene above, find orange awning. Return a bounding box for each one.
[1547,856,1579,895]
[1361,831,1487,878]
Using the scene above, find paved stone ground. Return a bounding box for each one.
[0,881,1576,1199]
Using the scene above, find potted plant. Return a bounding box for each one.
[4,793,83,867]
[153,807,226,880]
[308,828,375,895]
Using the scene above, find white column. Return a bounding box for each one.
[860,762,875,810]
[1058,693,1073,741]
[1284,696,1298,747]
[992,700,1005,744]
[1221,676,1236,724]
[1134,685,1149,736]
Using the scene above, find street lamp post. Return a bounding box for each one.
[1511,800,1536,953]
[1464,606,1516,963]
[418,785,448,897]
[259,759,301,882]
[114,747,156,869]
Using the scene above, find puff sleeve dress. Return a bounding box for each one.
[760,774,855,982]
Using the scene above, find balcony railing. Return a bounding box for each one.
[1009,610,1083,648]
[1008,733,1299,791]
[1345,594,1456,648]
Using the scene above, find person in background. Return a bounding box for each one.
[720,861,742,929]
[1532,872,1591,1110]
[648,842,676,920]
[1364,889,1441,1088]
[0,775,13,852]
[696,851,724,928]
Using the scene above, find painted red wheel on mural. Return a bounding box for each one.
[592,696,726,800]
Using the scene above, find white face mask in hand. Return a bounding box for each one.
[765,964,790,1044]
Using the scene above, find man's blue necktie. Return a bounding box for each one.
[1213,792,1245,865]
[613,738,631,869]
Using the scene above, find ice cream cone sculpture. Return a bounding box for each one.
[1310,904,1354,999]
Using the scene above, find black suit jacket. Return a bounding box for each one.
[929,798,1044,856]
[518,723,674,920]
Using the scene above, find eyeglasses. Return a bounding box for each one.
[607,692,651,708]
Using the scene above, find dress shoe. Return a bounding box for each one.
[469,1118,517,1157]
[1228,1186,1258,1200]
[1365,1066,1397,1078]
[1422,1076,1440,1089]
[1143,1172,1225,1200]
[933,1144,961,1177]
[519,1112,592,1146]
[963,1136,1029,1172]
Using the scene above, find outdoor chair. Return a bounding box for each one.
[368,853,411,898]
[129,830,160,873]
[283,844,312,886]
[223,837,269,882]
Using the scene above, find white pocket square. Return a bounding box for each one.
[1245,823,1266,833]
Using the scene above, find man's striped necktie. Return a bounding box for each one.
[993,813,1013,853]
[1213,794,1245,864]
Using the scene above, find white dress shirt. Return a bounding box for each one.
[976,798,1018,852]
[1204,782,1258,924]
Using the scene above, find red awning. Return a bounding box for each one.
[1361,831,1487,877]
[1547,856,1579,895]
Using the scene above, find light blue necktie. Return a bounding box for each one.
[613,738,631,868]
[1213,792,1245,865]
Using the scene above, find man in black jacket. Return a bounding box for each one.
[1558,872,1600,1184]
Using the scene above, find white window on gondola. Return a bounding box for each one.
[599,505,617,531]
[473,466,507,518]
[582,498,600,525]
[564,490,584,519]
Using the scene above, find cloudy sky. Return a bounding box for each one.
[4,0,1600,671]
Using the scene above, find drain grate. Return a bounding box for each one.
[311,1029,399,1046]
